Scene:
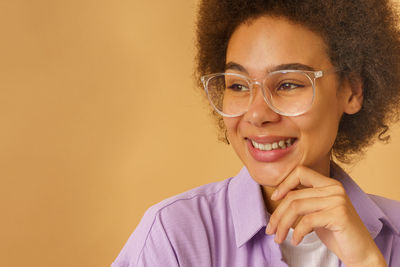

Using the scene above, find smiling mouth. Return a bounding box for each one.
[250,138,296,151]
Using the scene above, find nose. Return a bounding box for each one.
[243,85,281,127]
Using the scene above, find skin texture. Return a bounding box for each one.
[224,16,386,267]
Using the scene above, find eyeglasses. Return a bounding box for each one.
[201,69,335,117]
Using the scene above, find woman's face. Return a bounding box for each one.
[224,16,361,187]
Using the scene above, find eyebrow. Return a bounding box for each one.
[225,61,316,73]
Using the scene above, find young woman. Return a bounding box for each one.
[112,0,400,266]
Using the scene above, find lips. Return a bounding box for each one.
[246,136,297,162]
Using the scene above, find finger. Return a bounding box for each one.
[291,208,337,246]
[271,196,343,243]
[270,185,345,231]
[271,166,340,201]
[267,187,340,235]
[271,195,343,238]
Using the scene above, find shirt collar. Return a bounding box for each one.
[330,162,399,238]
[228,167,267,248]
[228,163,399,248]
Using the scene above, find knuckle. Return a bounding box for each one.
[296,165,305,176]
[332,183,345,195]
[331,195,346,205]
[289,199,301,211]
[301,214,314,226]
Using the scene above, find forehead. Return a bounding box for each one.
[226,16,331,74]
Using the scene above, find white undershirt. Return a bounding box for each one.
[280,228,339,267]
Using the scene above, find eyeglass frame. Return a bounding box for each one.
[201,69,338,117]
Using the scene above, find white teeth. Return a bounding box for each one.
[251,138,294,151]
[278,140,286,149]
[272,142,278,149]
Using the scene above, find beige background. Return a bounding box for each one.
[0,1,399,267]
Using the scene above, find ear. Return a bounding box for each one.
[342,75,363,115]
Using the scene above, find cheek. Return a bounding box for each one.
[223,117,240,135]
[296,106,341,158]
[304,87,343,136]
[223,117,246,159]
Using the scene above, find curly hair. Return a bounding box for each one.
[195,0,400,163]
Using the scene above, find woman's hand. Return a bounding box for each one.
[264,165,387,267]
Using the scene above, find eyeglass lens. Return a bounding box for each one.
[206,72,314,116]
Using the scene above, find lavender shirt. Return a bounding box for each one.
[112,163,400,266]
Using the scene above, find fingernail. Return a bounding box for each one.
[271,189,279,200]
[265,223,271,234]
[274,232,280,243]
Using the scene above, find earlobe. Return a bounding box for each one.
[343,76,363,115]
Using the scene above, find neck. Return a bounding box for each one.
[262,186,280,214]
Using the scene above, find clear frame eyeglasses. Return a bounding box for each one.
[201,69,335,117]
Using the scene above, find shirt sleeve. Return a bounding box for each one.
[111,207,180,267]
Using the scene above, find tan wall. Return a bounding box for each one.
[0,1,399,266]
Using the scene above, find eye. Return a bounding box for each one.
[277,82,304,91]
[227,83,249,92]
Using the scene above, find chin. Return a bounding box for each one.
[246,161,295,187]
